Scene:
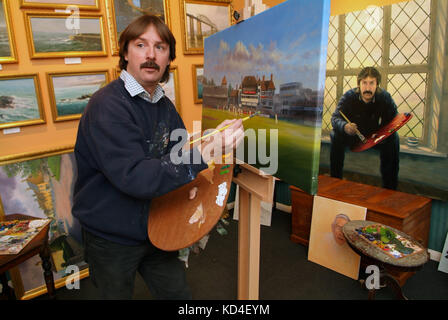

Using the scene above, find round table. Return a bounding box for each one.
[343,220,429,299]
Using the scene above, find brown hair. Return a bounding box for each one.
[357,66,381,87]
[118,15,176,83]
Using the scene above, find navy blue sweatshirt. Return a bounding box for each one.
[331,88,398,137]
[72,79,208,245]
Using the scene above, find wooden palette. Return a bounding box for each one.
[148,163,234,251]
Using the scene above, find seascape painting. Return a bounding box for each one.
[0,153,86,298]
[49,72,108,121]
[107,0,168,54]
[182,0,231,54]
[0,76,45,129]
[26,14,105,58]
[0,0,10,57]
[202,0,330,194]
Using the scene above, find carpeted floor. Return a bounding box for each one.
[37,209,448,300]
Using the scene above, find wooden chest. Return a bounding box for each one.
[290,175,432,285]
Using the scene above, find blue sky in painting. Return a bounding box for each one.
[204,0,330,92]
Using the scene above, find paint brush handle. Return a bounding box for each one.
[339,110,367,143]
[190,111,260,145]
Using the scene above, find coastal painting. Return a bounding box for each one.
[47,71,109,122]
[25,13,106,58]
[106,0,169,55]
[0,152,87,299]
[181,0,231,54]
[0,75,45,129]
[0,0,17,63]
[202,0,330,194]
[20,0,99,10]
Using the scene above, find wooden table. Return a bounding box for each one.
[0,214,55,300]
[343,220,429,300]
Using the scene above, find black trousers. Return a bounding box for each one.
[82,229,192,300]
[330,130,399,190]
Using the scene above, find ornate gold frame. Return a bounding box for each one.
[47,70,110,122]
[192,64,203,104]
[0,146,92,300]
[0,0,18,64]
[0,74,46,130]
[24,12,107,59]
[180,0,232,55]
[105,0,171,56]
[19,0,100,11]
[166,65,181,113]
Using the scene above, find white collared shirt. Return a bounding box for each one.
[119,69,165,103]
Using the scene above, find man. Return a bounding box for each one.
[330,66,399,190]
[72,15,244,299]
[331,214,350,246]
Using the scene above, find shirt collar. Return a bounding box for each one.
[120,69,165,103]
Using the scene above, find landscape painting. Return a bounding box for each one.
[106,0,169,55]
[48,71,108,121]
[0,152,87,299]
[202,0,330,194]
[0,0,17,63]
[181,0,231,54]
[25,13,106,58]
[0,75,45,129]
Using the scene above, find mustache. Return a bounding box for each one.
[140,60,160,70]
[363,90,373,95]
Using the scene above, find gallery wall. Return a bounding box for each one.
[0,0,214,161]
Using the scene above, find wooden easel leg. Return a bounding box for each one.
[237,187,261,300]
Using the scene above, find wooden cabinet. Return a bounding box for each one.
[290,175,432,286]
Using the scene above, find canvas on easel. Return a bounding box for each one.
[308,195,367,280]
[202,0,330,195]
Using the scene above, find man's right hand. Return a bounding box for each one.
[344,122,358,136]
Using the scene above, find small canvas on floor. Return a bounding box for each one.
[308,195,366,280]
[437,231,448,273]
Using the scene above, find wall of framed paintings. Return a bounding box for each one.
[0,0,236,163]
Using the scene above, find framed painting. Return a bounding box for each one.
[0,74,46,130]
[24,12,107,59]
[161,65,181,112]
[180,0,232,55]
[47,70,109,122]
[105,0,171,56]
[0,148,89,300]
[202,0,330,194]
[20,0,100,10]
[192,64,203,104]
[0,0,17,64]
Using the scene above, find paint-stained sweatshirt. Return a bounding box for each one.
[72,79,208,245]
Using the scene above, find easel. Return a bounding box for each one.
[232,163,274,300]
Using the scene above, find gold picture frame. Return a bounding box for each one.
[105,0,171,56]
[24,12,107,59]
[180,0,232,55]
[0,147,91,300]
[47,70,110,122]
[161,65,181,113]
[192,64,203,104]
[0,0,18,64]
[20,0,100,11]
[0,74,46,130]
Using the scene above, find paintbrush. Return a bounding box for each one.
[190,111,260,145]
[339,110,367,143]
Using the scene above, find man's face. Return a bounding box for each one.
[125,24,170,94]
[359,76,378,103]
[332,217,348,246]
